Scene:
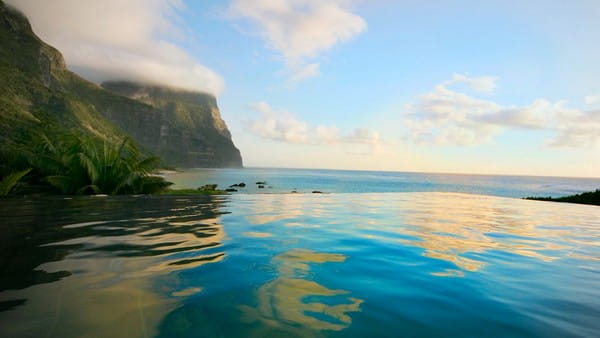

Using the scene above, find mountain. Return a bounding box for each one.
[0,1,242,168]
[102,81,242,168]
[0,2,124,146]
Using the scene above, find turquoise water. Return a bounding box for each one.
[164,168,600,198]
[0,192,598,337]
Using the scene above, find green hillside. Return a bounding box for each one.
[0,1,242,171]
[0,2,126,148]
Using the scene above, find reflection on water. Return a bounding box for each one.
[240,250,363,332]
[397,193,582,273]
[243,193,308,226]
[0,196,228,337]
[1,192,599,337]
[286,192,598,276]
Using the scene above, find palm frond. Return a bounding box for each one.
[45,175,75,194]
[135,156,161,174]
[0,168,31,196]
[8,131,172,195]
[78,152,100,183]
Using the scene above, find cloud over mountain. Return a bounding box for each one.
[7,0,224,94]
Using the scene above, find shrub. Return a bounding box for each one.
[3,132,173,195]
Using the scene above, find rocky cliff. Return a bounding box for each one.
[0,1,242,168]
[102,81,242,168]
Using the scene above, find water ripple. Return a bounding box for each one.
[0,192,599,337]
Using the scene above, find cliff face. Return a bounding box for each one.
[102,82,242,168]
[0,1,243,168]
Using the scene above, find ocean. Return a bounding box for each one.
[164,167,600,198]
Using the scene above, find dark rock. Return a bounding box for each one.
[258,185,265,189]
[225,188,237,192]
[291,190,298,194]
[238,182,246,187]
[256,181,267,185]
[312,191,323,194]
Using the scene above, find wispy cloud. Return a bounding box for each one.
[229,0,366,82]
[444,73,498,93]
[8,0,224,94]
[584,95,599,105]
[287,62,320,84]
[244,102,383,152]
[404,75,600,148]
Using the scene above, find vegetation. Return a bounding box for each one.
[525,189,600,206]
[0,168,30,196]
[0,4,171,196]
[0,132,172,196]
[0,2,130,157]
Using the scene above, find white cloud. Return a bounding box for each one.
[343,128,381,145]
[229,0,366,82]
[407,84,501,123]
[584,95,599,105]
[287,62,320,84]
[549,109,600,148]
[245,102,383,151]
[445,73,498,93]
[7,0,224,95]
[246,102,310,143]
[475,99,566,129]
[404,75,600,148]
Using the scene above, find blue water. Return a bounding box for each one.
[164,168,600,198]
[0,191,598,337]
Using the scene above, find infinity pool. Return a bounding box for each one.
[0,193,598,337]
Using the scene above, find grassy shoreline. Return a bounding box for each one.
[525,189,600,206]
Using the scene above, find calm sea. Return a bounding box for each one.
[0,169,599,337]
[164,168,600,198]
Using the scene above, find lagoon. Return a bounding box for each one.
[0,191,599,337]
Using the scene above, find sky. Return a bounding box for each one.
[7,0,600,177]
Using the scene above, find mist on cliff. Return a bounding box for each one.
[6,0,224,95]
